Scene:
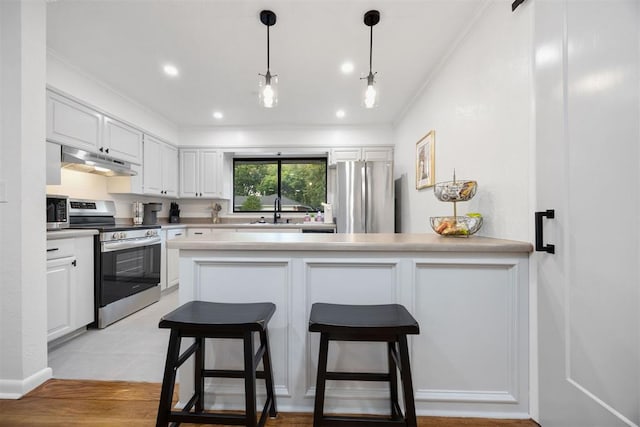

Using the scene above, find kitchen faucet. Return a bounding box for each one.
[274,196,281,224]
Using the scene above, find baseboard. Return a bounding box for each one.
[0,367,52,399]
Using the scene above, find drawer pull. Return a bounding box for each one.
[194,232,203,235]
[47,248,59,252]
[175,233,183,236]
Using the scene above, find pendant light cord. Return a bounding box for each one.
[267,25,270,72]
[369,25,373,73]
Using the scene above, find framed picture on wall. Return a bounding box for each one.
[416,130,435,189]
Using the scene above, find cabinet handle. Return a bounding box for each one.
[194,232,203,235]
[175,233,183,236]
[47,248,59,252]
[99,147,104,152]
[105,148,109,154]
[72,260,77,267]
[535,209,555,254]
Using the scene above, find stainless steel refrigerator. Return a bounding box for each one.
[336,161,394,233]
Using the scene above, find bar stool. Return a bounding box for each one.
[156,301,277,427]
[308,303,420,427]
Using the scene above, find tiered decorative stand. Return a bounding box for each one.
[429,171,482,236]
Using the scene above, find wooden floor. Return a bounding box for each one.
[0,379,539,426]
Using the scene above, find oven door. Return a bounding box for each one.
[99,237,161,307]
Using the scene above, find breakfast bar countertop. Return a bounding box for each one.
[167,232,533,253]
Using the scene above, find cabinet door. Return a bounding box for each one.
[180,149,199,197]
[47,256,76,342]
[188,228,212,237]
[330,148,362,165]
[74,237,94,328]
[199,149,220,198]
[46,91,101,152]
[166,228,186,288]
[103,117,143,164]
[363,147,393,162]
[143,135,163,195]
[162,144,179,197]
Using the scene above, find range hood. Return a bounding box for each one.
[61,146,137,177]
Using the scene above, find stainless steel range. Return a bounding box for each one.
[69,199,161,328]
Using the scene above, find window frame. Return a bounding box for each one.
[232,156,328,213]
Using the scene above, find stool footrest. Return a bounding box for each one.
[203,369,268,380]
[326,371,390,382]
[168,411,247,425]
[319,415,407,426]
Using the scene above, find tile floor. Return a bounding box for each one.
[48,289,179,382]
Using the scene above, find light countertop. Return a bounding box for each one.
[160,222,337,231]
[167,232,533,253]
[46,229,99,240]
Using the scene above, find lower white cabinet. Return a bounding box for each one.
[46,236,94,342]
[166,228,186,289]
[46,256,75,340]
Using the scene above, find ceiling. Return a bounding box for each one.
[46,0,485,128]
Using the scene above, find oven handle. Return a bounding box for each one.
[101,236,161,252]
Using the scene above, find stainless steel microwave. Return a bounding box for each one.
[46,195,69,230]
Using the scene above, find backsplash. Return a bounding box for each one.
[46,169,229,220]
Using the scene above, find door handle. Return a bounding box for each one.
[535,209,555,253]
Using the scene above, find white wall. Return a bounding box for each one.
[393,2,532,241]
[0,0,51,398]
[179,125,393,149]
[47,52,179,144]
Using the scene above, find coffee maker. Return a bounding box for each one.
[143,202,162,225]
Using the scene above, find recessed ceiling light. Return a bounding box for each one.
[340,62,354,74]
[336,109,346,118]
[213,111,224,120]
[163,64,179,77]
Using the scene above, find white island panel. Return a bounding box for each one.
[173,233,531,418]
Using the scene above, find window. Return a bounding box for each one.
[233,158,327,213]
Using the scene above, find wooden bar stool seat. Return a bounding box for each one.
[156,301,277,427]
[308,303,420,427]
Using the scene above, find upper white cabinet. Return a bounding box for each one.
[329,146,393,165]
[46,90,142,165]
[180,149,225,198]
[47,91,102,153]
[102,117,143,164]
[143,135,178,197]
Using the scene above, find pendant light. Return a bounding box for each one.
[362,10,380,109]
[259,10,278,108]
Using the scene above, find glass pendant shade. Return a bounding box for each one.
[259,71,278,108]
[363,73,378,109]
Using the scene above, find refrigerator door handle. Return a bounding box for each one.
[362,163,369,233]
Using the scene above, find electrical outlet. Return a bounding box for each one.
[0,180,7,203]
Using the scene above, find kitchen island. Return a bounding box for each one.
[168,232,532,419]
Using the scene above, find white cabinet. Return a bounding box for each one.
[47,91,102,153]
[143,135,178,197]
[47,256,75,341]
[46,236,94,342]
[329,146,393,165]
[102,117,142,164]
[179,149,224,198]
[47,142,62,185]
[46,90,142,165]
[187,228,213,237]
[165,228,186,289]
